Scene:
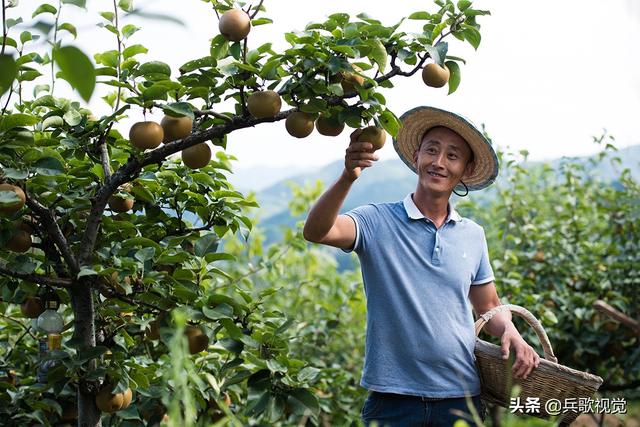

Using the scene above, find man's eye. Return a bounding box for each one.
[426,148,437,154]
[448,153,458,159]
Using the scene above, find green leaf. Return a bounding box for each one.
[121,24,140,38]
[457,0,472,11]
[408,11,431,20]
[128,369,150,389]
[55,46,95,102]
[229,42,242,60]
[1,168,28,179]
[0,55,17,95]
[62,0,87,7]
[20,31,33,44]
[379,110,401,137]
[63,109,83,126]
[289,388,319,415]
[57,22,77,38]
[94,50,119,67]
[445,60,461,95]
[0,113,39,131]
[35,157,64,176]
[462,25,481,50]
[42,116,64,129]
[194,234,219,257]
[138,61,171,78]
[77,267,98,278]
[118,0,133,12]
[251,18,272,26]
[0,36,17,49]
[123,44,148,59]
[162,102,194,119]
[33,4,57,18]
[368,39,387,73]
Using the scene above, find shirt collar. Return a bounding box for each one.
[402,193,462,223]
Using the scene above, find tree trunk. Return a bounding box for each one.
[73,282,102,427]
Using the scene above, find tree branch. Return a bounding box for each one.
[25,193,80,275]
[0,266,72,288]
[249,0,264,19]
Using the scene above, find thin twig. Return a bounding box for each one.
[194,109,232,122]
[50,0,62,94]
[1,0,7,55]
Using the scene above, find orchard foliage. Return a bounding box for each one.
[0,0,489,425]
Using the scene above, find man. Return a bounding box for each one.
[302,106,540,426]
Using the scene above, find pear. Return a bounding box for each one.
[129,121,163,150]
[316,115,345,137]
[108,195,134,213]
[422,63,450,88]
[185,325,209,354]
[95,387,124,413]
[161,115,192,143]
[219,9,251,42]
[340,64,364,93]
[285,112,314,138]
[181,143,211,169]
[20,297,45,318]
[0,184,26,215]
[120,388,133,409]
[7,230,32,252]
[247,90,282,118]
[357,126,386,151]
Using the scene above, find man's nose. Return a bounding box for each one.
[431,152,445,167]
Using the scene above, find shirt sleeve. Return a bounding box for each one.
[472,227,495,285]
[341,204,377,254]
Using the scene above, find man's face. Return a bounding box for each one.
[412,126,474,195]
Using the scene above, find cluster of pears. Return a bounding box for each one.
[129,115,209,170]
[95,384,133,413]
[145,317,209,355]
[422,62,450,88]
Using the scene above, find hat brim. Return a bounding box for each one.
[392,106,499,191]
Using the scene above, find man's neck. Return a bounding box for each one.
[412,188,451,228]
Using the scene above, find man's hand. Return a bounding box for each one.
[500,324,540,380]
[343,128,379,182]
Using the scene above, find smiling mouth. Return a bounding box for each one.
[427,171,447,178]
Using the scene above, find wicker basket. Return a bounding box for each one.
[474,304,604,424]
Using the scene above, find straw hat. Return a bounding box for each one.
[393,106,499,191]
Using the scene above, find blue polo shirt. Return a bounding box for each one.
[343,193,494,398]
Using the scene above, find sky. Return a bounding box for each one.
[4,0,640,170]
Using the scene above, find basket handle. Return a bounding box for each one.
[474,304,558,363]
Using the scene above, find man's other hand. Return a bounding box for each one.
[500,325,541,380]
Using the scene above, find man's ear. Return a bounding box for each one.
[412,148,419,167]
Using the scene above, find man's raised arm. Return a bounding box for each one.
[302,129,378,249]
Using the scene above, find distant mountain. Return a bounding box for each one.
[247,144,640,247]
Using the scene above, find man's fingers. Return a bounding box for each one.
[350,128,364,142]
[347,141,374,153]
[348,152,378,161]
